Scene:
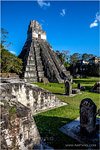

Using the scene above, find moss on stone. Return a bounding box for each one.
[9,106,17,114]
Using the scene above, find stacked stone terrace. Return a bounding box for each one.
[19,20,70,83]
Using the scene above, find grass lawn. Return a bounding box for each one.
[33,77,100,149]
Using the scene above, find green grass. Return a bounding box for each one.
[33,77,100,149]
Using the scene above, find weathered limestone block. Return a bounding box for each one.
[72,88,80,94]
[80,98,97,136]
[0,100,42,150]
[77,83,81,89]
[65,80,72,95]
[91,82,100,93]
[0,78,66,149]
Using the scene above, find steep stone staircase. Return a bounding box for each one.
[33,40,45,82]
[44,41,69,78]
[24,43,38,82]
[19,39,69,83]
[39,40,63,83]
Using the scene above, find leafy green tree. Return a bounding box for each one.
[56,50,66,64]
[0,28,12,48]
[70,53,81,64]
[62,50,70,62]
[0,28,23,74]
[56,50,70,66]
[82,53,94,61]
[1,47,23,74]
[64,61,70,68]
[0,28,8,45]
[87,63,100,76]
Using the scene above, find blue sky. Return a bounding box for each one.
[1,1,100,56]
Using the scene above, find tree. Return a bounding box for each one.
[82,53,95,61]
[87,63,100,77]
[0,28,8,45]
[56,50,66,64]
[82,53,89,61]
[0,28,12,50]
[62,50,70,62]
[70,53,81,64]
[1,47,23,74]
[55,50,70,67]
[0,28,23,74]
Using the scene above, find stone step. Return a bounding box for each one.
[37,68,44,71]
[24,78,38,82]
[25,68,37,72]
[36,63,43,66]
[24,74,37,78]
[25,70,37,74]
[45,41,70,78]
[26,65,36,68]
[39,41,62,83]
[33,41,45,79]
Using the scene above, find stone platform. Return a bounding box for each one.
[1,78,67,115]
[60,117,100,148]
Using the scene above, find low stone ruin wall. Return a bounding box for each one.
[1,78,66,149]
[1,78,66,114]
[1,99,42,150]
[91,82,100,93]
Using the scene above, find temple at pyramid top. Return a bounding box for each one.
[19,20,70,83]
[27,20,46,40]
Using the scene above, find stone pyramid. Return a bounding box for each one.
[19,20,70,83]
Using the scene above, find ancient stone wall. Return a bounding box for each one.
[1,79,66,114]
[0,97,42,149]
[0,79,66,149]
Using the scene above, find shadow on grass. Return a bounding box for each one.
[53,92,65,95]
[85,85,92,91]
[34,115,99,149]
[73,79,98,84]
[53,86,92,95]
[34,115,83,149]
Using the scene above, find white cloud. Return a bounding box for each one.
[96,12,100,22]
[60,9,66,17]
[10,50,16,55]
[37,0,50,8]
[90,20,98,28]
[90,12,100,28]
